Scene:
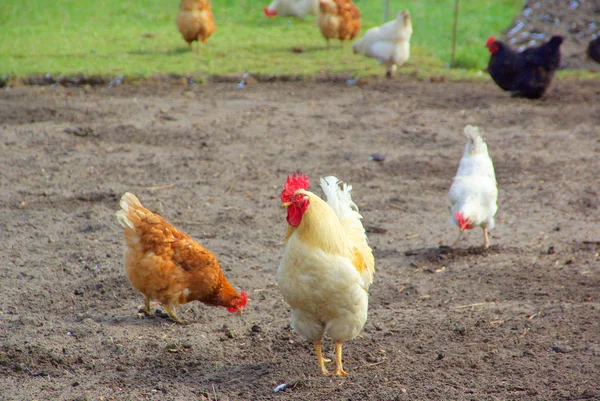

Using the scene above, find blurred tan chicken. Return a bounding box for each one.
[317,0,360,49]
[176,0,216,52]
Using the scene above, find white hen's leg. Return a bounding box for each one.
[483,227,490,249]
[451,230,464,247]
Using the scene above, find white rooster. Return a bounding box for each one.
[278,174,374,375]
[352,9,412,78]
[448,125,498,248]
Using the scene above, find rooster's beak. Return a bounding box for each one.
[282,202,291,207]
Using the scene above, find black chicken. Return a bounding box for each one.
[486,35,563,99]
[587,37,600,64]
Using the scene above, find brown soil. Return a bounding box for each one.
[503,0,600,71]
[1,77,600,401]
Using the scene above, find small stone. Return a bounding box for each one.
[251,325,262,333]
[551,345,574,353]
[369,153,385,162]
[164,343,179,353]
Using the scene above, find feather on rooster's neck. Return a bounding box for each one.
[287,190,350,255]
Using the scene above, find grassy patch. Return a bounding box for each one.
[0,0,522,78]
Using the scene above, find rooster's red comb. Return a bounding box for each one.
[486,36,496,47]
[281,173,310,202]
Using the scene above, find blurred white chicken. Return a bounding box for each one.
[352,10,412,78]
[264,0,319,18]
[448,125,498,248]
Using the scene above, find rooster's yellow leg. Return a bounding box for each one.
[483,228,490,249]
[315,342,330,375]
[162,304,186,325]
[333,341,348,375]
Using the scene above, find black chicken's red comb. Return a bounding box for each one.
[281,173,310,202]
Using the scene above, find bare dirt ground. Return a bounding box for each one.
[1,77,600,401]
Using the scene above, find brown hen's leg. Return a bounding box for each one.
[141,294,152,316]
[333,341,348,375]
[314,342,330,375]
[162,304,186,325]
[483,228,490,249]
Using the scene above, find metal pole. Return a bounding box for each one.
[451,0,459,66]
[384,0,390,22]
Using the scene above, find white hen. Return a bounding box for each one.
[264,0,319,18]
[448,125,498,248]
[352,10,412,78]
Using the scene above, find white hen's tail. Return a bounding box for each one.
[463,125,487,156]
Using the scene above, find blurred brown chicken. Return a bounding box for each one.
[317,0,360,49]
[116,193,247,324]
[176,0,216,52]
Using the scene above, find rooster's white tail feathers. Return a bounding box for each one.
[320,176,374,288]
[320,177,366,241]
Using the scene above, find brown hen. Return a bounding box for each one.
[317,0,360,49]
[116,193,247,324]
[176,0,216,52]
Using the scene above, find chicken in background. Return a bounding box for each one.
[448,125,498,249]
[486,35,563,99]
[317,0,361,49]
[176,0,216,52]
[115,193,247,324]
[587,37,600,64]
[352,10,412,78]
[277,174,375,375]
[264,0,319,18]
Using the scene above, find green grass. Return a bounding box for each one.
[0,0,522,79]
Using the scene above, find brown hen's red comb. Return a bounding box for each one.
[281,173,310,202]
